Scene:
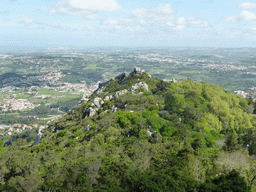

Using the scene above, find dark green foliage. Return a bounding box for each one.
[243,128,256,155]
[57,129,68,138]
[191,136,205,151]
[97,108,103,114]
[223,133,241,152]
[200,169,251,192]
[152,79,170,94]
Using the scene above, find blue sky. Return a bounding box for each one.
[1,0,256,48]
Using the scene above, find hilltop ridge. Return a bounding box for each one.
[0,67,255,191]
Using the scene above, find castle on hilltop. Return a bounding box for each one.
[98,67,150,89]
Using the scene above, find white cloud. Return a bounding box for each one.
[187,17,209,28]
[227,11,256,21]
[177,17,187,25]
[239,2,256,9]
[170,17,209,30]
[114,25,123,30]
[102,18,119,25]
[101,18,134,27]
[50,0,121,15]
[86,26,97,30]
[226,15,238,22]
[99,4,209,34]
[48,22,62,29]
[21,17,38,26]
[132,4,176,20]
[166,22,174,26]
[226,10,256,22]
[85,14,98,19]
[241,10,256,20]
[173,25,185,31]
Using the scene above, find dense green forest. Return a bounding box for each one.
[0,71,256,191]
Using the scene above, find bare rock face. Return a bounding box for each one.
[113,89,128,98]
[147,126,154,136]
[86,107,97,117]
[81,93,90,102]
[112,105,117,113]
[81,68,151,118]
[94,97,103,108]
[128,82,149,93]
[104,96,110,101]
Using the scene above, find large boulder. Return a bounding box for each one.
[94,97,103,108]
[112,105,117,113]
[104,96,110,101]
[86,107,97,117]
[147,126,154,136]
[128,82,149,93]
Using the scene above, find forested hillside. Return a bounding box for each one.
[0,69,255,191]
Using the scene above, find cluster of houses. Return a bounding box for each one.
[0,123,38,136]
[0,98,40,111]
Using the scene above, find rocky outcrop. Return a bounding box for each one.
[147,126,154,136]
[79,92,90,104]
[80,67,152,118]
[113,89,128,98]
[80,67,151,104]
[128,82,149,93]
[33,68,154,146]
[86,107,97,117]
[83,81,149,117]
[94,97,104,108]
[85,97,104,117]
[112,105,117,113]
[104,96,110,101]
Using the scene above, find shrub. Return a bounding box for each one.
[72,130,84,139]
[57,130,68,138]
[104,100,111,106]
[143,91,151,96]
[149,104,159,111]
[98,108,103,114]
[67,138,78,148]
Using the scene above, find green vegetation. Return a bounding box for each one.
[15,93,31,99]
[0,73,255,191]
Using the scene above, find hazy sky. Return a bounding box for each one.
[1,0,256,48]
